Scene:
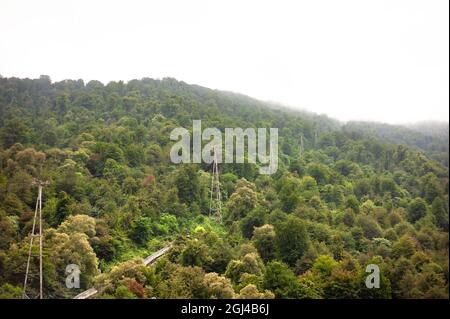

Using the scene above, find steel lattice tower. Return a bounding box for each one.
[209,153,222,223]
[23,179,48,299]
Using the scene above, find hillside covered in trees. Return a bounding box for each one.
[343,121,449,167]
[0,76,448,299]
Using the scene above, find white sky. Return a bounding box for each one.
[0,0,448,124]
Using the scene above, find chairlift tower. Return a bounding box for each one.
[299,133,304,157]
[209,153,222,223]
[23,179,48,299]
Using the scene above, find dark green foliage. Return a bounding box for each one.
[179,239,212,268]
[252,224,277,262]
[408,198,428,223]
[275,216,310,266]
[0,76,448,299]
[431,197,449,231]
[131,216,153,246]
[263,261,302,298]
[240,207,266,239]
[175,165,201,206]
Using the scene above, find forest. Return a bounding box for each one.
[0,75,448,299]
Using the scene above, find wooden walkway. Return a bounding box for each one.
[73,287,98,299]
[73,245,171,299]
[143,246,172,266]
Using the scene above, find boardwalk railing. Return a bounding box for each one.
[74,245,171,299]
[143,246,172,266]
[73,287,98,300]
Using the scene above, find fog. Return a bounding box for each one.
[0,0,448,124]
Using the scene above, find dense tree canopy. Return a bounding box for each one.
[0,76,448,299]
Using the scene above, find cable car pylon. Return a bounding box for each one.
[209,152,222,223]
[23,179,48,299]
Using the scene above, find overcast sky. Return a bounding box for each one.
[1,0,448,124]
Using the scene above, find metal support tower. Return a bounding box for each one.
[299,133,304,157]
[23,179,48,299]
[209,153,222,223]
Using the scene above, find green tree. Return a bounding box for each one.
[262,261,302,298]
[175,165,200,206]
[275,215,310,266]
[236,284,274,299]
[0,118,31,148]
[240,206,266,239]
[252,224,276,262]
[431,197,449,231]
[226,181,258,220]
[408,198,428,223]
[130,216,153,246]
[180,239,212,268]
